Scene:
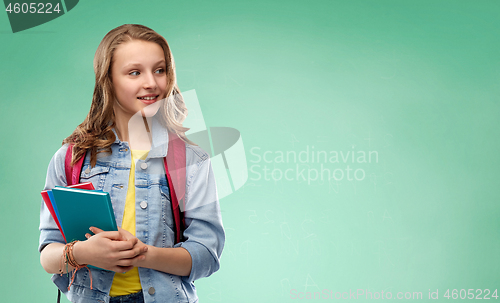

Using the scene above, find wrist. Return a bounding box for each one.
[136,245,153,267]
[71,240,87,266]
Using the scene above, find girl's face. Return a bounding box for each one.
[111,39,167,122]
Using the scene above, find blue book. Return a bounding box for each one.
[51,187,118,243]
[47,190,64,235]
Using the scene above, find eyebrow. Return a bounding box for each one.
[122,60,166,70]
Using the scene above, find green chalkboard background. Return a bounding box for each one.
[1,0,499,302]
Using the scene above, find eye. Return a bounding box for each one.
[155,68,165,74]
[129,71,140,76]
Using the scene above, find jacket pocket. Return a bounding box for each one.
[79,164,110,190]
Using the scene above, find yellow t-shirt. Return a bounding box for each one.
[109,149,149,297]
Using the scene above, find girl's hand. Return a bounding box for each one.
[90,227,149,254]
[89,227,148,267]
[116,227,147,247]
[115,227,149,268]
[73,227,146,273]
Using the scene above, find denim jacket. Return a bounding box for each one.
[39,118,225,303]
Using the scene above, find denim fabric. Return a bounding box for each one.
[39,117,224,303]
[109,291,144,303]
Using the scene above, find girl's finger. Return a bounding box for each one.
[89,226,104,234]
[93,230,123,241]
[85,233,92,239]
[112,238,138,251]
[118,244,146,259]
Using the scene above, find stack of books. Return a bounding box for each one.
[41,182,118,243]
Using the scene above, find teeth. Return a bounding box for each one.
[139,96,156,100]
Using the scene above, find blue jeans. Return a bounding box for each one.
[109,290,144,303]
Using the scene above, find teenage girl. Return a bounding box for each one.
[39,24,225,303]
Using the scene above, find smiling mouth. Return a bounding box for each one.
[137,95,159,100]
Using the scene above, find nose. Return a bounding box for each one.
[143,71,157,90]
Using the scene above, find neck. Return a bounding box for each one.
[114,113,153,150]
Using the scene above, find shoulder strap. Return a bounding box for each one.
[64,144,85,186]
[60,146,85,303]
[164,131,186,244]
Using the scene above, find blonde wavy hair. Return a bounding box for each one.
[63,24,195,167]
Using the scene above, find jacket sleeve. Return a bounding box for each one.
[38,144,69,253]
[174,153,225,283]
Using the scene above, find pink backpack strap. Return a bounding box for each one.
[164,131,186,244]
[65,144,85,186]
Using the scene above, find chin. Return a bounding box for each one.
[140,98,163,117]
